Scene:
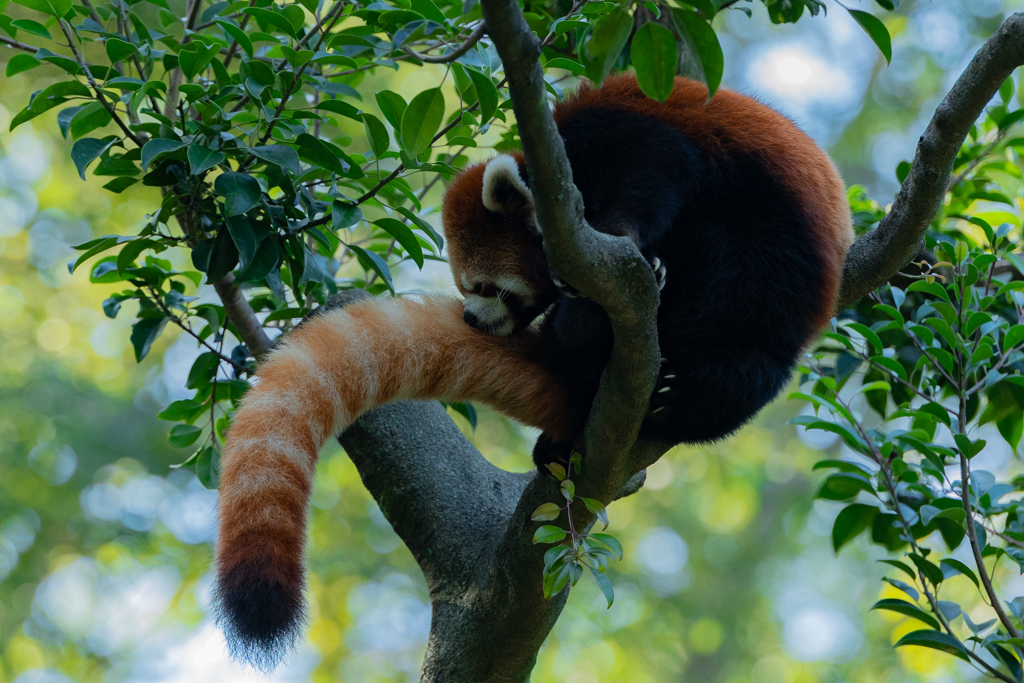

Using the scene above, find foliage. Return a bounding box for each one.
[792,90,1024,681]
[532,453,622,606]
[0,0,897,491]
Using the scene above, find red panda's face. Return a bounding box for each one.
[443,156,559,337]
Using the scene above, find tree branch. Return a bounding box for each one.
[838,12,1024,309]
[0,35,37,52]
[212,274,274,360]
[403,22,487,63]
[481,0,662,494]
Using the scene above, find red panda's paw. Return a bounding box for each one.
[647,358,677,421]
[551,270,583,299]
[532,433,577,475]
[650,256,667,292]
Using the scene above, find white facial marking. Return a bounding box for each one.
[494,275,534,306]
[462,294,515,337]
[460,273,473,292]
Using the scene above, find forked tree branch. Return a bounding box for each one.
[228,10,1024,683]
[837,13,1024,309]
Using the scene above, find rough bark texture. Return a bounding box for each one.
[209,10,1024,683]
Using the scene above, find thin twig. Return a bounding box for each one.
[147,287,249,373]
[403,22,486,63]
[0,35,38,52]
[57,19,145,147]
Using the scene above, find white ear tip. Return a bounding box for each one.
[482,155,532,213]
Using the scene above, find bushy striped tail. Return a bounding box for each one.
[214,294,571,668]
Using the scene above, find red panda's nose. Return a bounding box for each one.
[463,309,479,327]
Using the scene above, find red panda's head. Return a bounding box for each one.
[442,155,558,336]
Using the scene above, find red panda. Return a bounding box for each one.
[214,74,853,667]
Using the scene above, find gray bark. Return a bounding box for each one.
[213,10,1024,683]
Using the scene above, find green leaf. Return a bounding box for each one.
[241,7,297,37]
[546,462,566,481]
[394,206,442,251]
[909,554,945,587]
[846,8,892,64]
[225,214,259,270]
[816,473,874,501]
[631,22,677,103]
[10,80,91,130]
[893,630,970,662]
[1005,324,1024,353]
[560,479,575,501]
[589,565,614,607]
[445,401,477,430]
[295,133,350,175]
[195,444,221,489]
[332,202,362,231]
[249,145,301,176]
[670,9,724,98]
[68,101,111,139]
[141,138,185,170]
[375,90,408,130]
[316,98,362,122]
[581,497,609,529]
[168,424,202,448]
[236,238,279,283]
[71,137,115,180]
[188,145,225,175]
[157,399,204,422]
[543,57,586,76]
[871,599,941,630]
[11,0,71,18]
[105,38,139,64]
[11,19,52,39]
[533,525,568,544]
[466,68,498,124]
[347,243,394,294]
[215,171,262,216]
[178,42,220,81]
[104,177,138,193]
[832,503,877,552]
[216,19,253,58]
[531,503,561,521]
[581,8,632,84]
[400,87,445,158]
[130,316,167,362]
[374,218,424,269]
[939,558,980,588]
[588,533,623,560]
[361,113,390,158]
[5,54,40,77]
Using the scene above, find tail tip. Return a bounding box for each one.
[213,561,307,672]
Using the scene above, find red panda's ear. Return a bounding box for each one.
[482,156,535,224]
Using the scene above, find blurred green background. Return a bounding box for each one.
[1,1,1021,681]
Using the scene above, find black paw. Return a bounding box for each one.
[648,357,676,421]
[650,255,667,291]
[551,270,584,299]
[532,433,576,475]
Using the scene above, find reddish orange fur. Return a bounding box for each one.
[217,76,853,663]
[217,296,579,607]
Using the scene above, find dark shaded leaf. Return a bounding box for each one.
[631,21,677,103]
[214,171,262,216]
[893,630,970,662]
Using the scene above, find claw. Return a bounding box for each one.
[663,374,676,380]
[652,257,662,270]
[658,387,670,393]
[651,406,664,414]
